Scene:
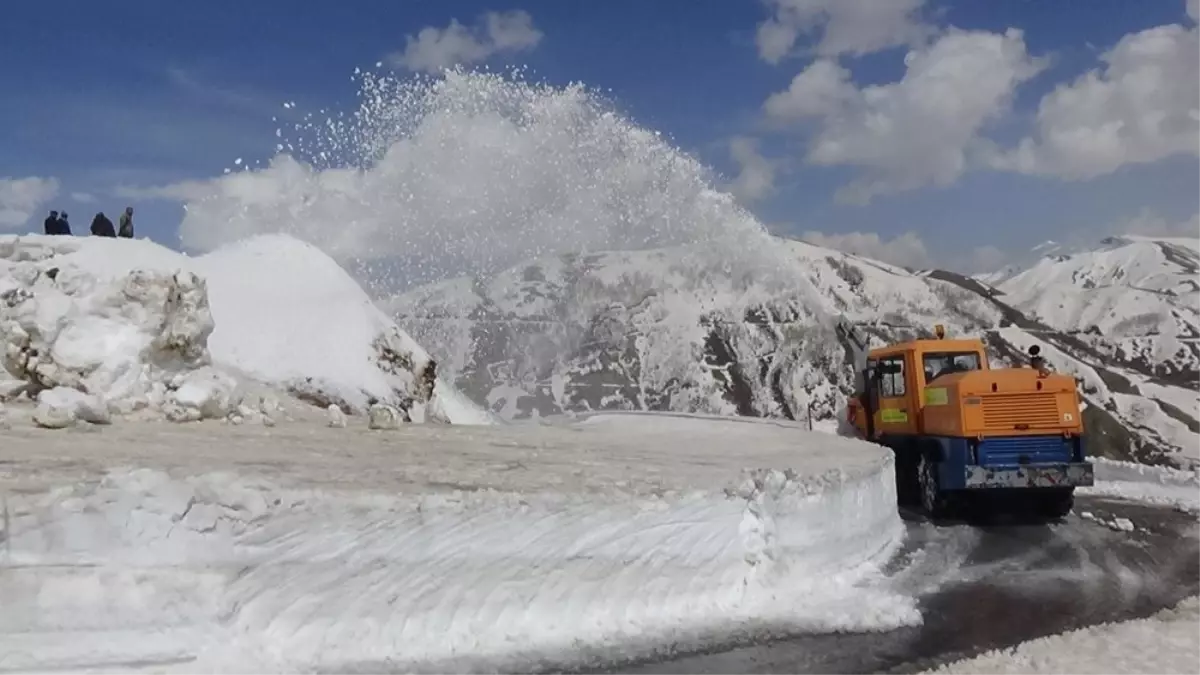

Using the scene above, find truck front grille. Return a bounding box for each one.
[980,392,1062,430]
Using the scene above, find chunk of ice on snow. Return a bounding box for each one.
[37,386,111,425]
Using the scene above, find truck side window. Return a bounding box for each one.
[878,356,906,397]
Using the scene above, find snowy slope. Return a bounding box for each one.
[389,241,994,423]
[0,234,491,424]
[973,239,1071,287]
[390,235,1199,468]
[991,235,1199,384]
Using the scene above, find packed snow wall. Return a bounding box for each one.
[1081,457,1200,512]
[0,413,915,673]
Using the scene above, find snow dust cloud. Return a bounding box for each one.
[172,67,808,295]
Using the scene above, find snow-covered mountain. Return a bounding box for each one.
[388,235,1199,470]
[985,235,1198,383]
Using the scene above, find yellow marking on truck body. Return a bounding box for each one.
[924,387,949,406]
[881,409,909,423]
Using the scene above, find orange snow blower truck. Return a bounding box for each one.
[838,321,1094,519]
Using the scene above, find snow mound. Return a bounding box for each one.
[0,234,492,425]
[0,413,913,672]
[928,596,1200,674]
[0,237,227,421]
[1082,457,1200,512]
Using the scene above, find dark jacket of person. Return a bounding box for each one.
[91,213,116,237]
[57,214,72,236]
[44,211,60,235]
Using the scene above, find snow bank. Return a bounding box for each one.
[927,596,1200,674]
[1082,457,1200,512]
[0,234,492,424]
[0,236,227,421]
[0,413,913,672]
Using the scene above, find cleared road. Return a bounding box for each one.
[619,497,1199,674]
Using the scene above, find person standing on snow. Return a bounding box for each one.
[44,210,60,235]
[57,212,72,236]
[90,212,116,237]
[118,206,134,238]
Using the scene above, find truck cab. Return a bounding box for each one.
[843,325,1094,519]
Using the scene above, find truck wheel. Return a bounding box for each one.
[919,455,952,519]
[1037,488,1075,520]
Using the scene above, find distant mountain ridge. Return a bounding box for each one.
[388,234,1199,470]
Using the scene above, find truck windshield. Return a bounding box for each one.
[923,352,981,381]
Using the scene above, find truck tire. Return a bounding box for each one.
[1037,487,1075,520]
[919,454,953,519]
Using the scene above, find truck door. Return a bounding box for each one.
[875,354,916,436]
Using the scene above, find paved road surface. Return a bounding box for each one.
[617,497,1199,674]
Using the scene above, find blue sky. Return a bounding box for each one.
[1,0,1196,271]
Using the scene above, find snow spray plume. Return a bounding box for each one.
[178,67,818,300]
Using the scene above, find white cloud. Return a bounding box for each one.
[0,177,60,230]
[726,136,777,202]
[70,191,97,204]
[388,10,542,74]
[1037,209,1197,254]
[756,0,931,63]
[765,28,1045,204]
[800,230,932,269]
[801,231,1038,274]
[992,7,1199,180]
[1113,208,1199,237]
[165,66,297,121]
[1190,0,1199,22]
[969,245,1009,273]
[115,180,214,203]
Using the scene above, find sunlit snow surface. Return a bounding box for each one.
[0,412,916,673]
